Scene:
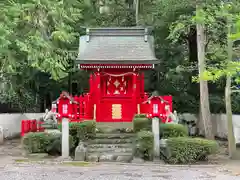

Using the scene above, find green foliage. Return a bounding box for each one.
[58,120,96,146]
[22,132,51,153]
[134,114,148,118]
[164,137,219,164]
[0,0,82,80]
[77,120,96,140]
[133,115,151,132]
[160,123,188,138]
[135,131,154,160]
[46,133,74,155]
[22,132,74,155]
[0,0,88,110]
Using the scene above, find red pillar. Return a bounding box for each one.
[95,72,101,121]
[89,73,93,94]
[140,72,144,94]
[132,72,137,116]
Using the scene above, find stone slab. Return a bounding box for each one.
[74,143,87,161]
[86,154,99,162]
[116,155,133,162]
[99,154,116,162]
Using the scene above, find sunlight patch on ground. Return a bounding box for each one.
[61,161,92,167]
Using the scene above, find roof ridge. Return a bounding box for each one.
[87,27,151,36]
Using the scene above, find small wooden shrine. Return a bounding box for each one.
[20,27,174,136]
[76,27,159,122]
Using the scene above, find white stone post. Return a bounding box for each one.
[152,117,160,157]
[61,118,69,158]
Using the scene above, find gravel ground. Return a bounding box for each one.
[0,139,240,180]
[0,162,239,180]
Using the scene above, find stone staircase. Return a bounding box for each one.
[86,131,135,162]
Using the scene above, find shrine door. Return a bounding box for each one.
[97,74,135,122]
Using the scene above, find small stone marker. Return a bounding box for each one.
[74,141,87,161]
[0,126,3,145]
[131,157,144,163]
[61,118,69,158]
[159,139,167,148]
[152,117,160,157]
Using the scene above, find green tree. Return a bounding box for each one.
[0,0,85,111]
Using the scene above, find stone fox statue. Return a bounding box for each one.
[42,109,57,124]
[39,91,77,124]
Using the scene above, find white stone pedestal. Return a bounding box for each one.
[0,126,4,145]
[61,118,69,158]
[152,117,160,157]
[234,127,240,144]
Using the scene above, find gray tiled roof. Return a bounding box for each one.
[76,27,158,64]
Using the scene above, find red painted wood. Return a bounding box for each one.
[21,120,44,136]
[97,98,134,122]
[95,72,101,121]
[53,67,173,123]
[132,73,137,115]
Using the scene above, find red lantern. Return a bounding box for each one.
[149,97,161,117]
[58,93,73,118]
[145,95,173,123]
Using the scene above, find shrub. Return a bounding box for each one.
[134,114,147,118]
[22,132,51,153]
[78,120,96,140]
[46,133,75,155]
[164,137,219,164]
[58,120,96,145]
[22,132,74,155]
[134,130,154,160]
[160,123,188,138]
[133,114,151,132]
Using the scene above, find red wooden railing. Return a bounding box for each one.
[71,94,93,122]
[56,93,93,122]
[21,120,44,137]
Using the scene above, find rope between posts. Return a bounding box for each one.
[101,72,136,77]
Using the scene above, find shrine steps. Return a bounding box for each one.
[86,131,135,163]
[89,138,133,144]
[96,122,133,130]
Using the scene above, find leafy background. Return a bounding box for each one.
[1,0,240,114]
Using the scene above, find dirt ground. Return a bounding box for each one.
[0,139,22,157]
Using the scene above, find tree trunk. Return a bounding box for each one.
[226,16,236,157]
[135,0,139,26]
[196,5,214,140]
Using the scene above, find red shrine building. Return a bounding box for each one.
[56,27,172,123]
[21,27,174,136]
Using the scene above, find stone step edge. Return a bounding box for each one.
[87,152,133,156]
[86,153,134,163]
[88,143,133,148]
[88,139,134,144]
[88,148,133,153]
[95,133,136,139]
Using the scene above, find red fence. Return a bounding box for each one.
[21,120,44,137]
[56,93,93,122]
